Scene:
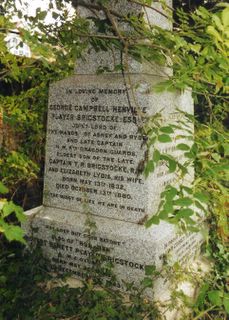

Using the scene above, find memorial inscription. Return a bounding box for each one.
[44,75,181,223]
[26,207,203,293]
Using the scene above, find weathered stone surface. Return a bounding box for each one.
[75,0,172,75]
[43,74,193,223]
[24,205,203,298]
[74,0,172,29]
[75,46,172,75]
[23,1,203,305]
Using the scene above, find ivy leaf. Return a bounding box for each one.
[2,201,26,222]
[174,197,193,207]
[176,208,194,218]
[145,215,160,227]
[191,143,198,155]
[223,293,229,314]
[207,26,223,42]
[141,277,153,288]
[208,290,223,306]
[184,216,197,226]
[213,164,229,172]
[222,143,229,156]
[158,210,169,219]
[184,151,195,159]
[2,202,16,217]
[145,265,156,276]
[3,224,26,244]
[160,155,177,172]
[153,149,160,163]
[195,283,209,308]
[144,160,155,178]
[158,134,172,143]
[14,205,26,222]
[177,143,190,151]
[168,158,177,173]
[190,43,201,53]
[145,0,153,5]
[194,192,209,203]
[212,153,220,162]
[159,126,174,134]
[164,186,177,201]
[38,11,47,21]
[52,12,59,20]
[222,7,229,27]
[49,306,57,313]
[163,201,173,213]
[0,275,7,284]
[187,225,200,232]
[0,182,9,194]
[212,15,223,31]
[182,186,193,194]
[177,162,188,175]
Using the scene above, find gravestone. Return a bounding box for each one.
[24,0,203,300]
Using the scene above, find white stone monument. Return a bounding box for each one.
[24,0,203,300]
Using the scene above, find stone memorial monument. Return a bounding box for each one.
[24,0,203,300]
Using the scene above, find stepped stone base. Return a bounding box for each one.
[24,205,203,300]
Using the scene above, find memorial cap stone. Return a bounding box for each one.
[74,0,172,75]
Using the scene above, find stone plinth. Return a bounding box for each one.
[24,205,203,299]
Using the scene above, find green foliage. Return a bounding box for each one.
[0,246,161,320]
[191,228,229,319]
[0,10,85,198]
[0,1,228,319]
[0,182,26,244]
[195,123,229,240]
[0,150,39,189]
